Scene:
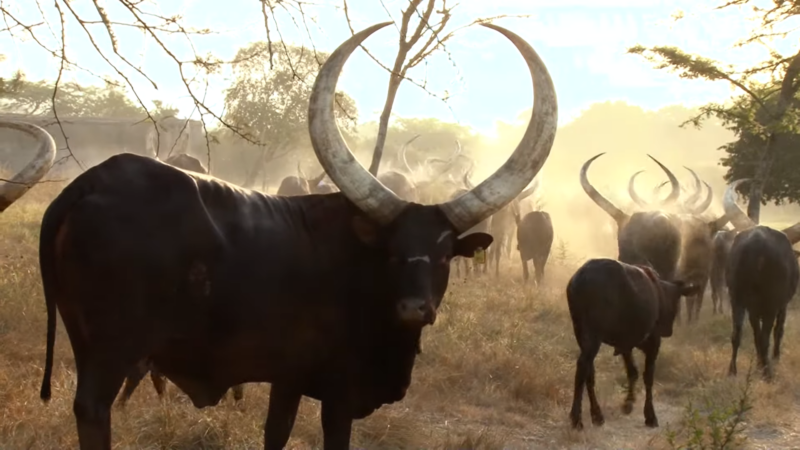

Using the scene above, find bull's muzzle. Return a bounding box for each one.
[397,297,436,326]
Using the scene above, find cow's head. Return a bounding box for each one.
[276,175,311,196]
[655,279,702,337]
[308,22,557,328]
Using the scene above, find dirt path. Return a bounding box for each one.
[419,400,800,449]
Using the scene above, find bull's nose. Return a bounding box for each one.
[397,298,436,326]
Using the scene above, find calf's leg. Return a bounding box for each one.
[641,337,661,428]
[621,351,638,415]
[263,384,302,450]
[569,338,602,429]
[773,306,787,362]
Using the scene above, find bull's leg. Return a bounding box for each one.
[621,351,638,415]
[534,256,545,287]
[320,400,353,450]
[747,312,765,371]
[710,277,721,314]
[74,358,128,450]
[149,367,167,398]
[756,312,777,381]
[674,297,683,326]
[232,384,245,402]
[773,306,787,362]
[263,384,301,450]
[117,361,148,407]
[521,258,529,283]
[641,337,661,427]
[570,338,601,429]
[729,302,746,376]
[494,246,501,277]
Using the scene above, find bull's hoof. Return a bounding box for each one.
[591,412,605,426]
[622,400,634,415]
[570,412,583,430]
[645,417,659,428]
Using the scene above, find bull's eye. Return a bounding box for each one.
[439,256,448,265]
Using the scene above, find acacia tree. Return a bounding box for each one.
[223,41,358,188]
[628,1,800,222]
[342,0,525,175]
[0,75,178,119]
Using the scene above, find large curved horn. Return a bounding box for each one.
[309,170,327,187]
[647,155,680,207]
[308,22,407,224]
[682,166,703,210]
[781,221,800,244]
[0,121,57,212]
[580,153,629,225]
[400,134,421,180]
[627,170,651,209]
[440,23,558,232]
[462,163,475,190]
[723,179,756,231]
[690,181,714,215]
[518,174,541,201]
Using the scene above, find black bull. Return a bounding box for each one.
[722,179,800,380]
[36,22,558,450]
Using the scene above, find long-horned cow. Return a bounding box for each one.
[513,206,553,285]
[723,179,800,380]
[628,166,728,324]
[36,22,558,450]
[580,153,683,280]
[449,169,493,277]
[163,153,208,174]
[0,121,57,212]
[710,228,736,314]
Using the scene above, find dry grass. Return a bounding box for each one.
[2,183,800,449]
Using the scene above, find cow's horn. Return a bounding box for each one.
[682,166,702,211]
[580,152,629,224]
[723,179,756,231]
[440,23,557,233]
[691,181,714,215]
[627,170,650,209]
[0,121,57,212]
[646,155,680,207]
[308,22,408,224]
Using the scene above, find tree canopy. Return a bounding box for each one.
[218,41,359,188]
[628,1,800,219]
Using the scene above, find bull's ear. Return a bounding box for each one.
[454,232,493,258]
[351,215,379,246]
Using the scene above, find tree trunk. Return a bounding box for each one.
[368,73,403,176]
[746,133,777,224]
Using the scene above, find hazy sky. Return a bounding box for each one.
[0,0,789,133]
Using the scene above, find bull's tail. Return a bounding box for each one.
[38,181,88,402]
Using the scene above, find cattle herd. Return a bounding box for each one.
[0,21,798,450]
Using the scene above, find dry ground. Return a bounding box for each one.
[1,183,800,449]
